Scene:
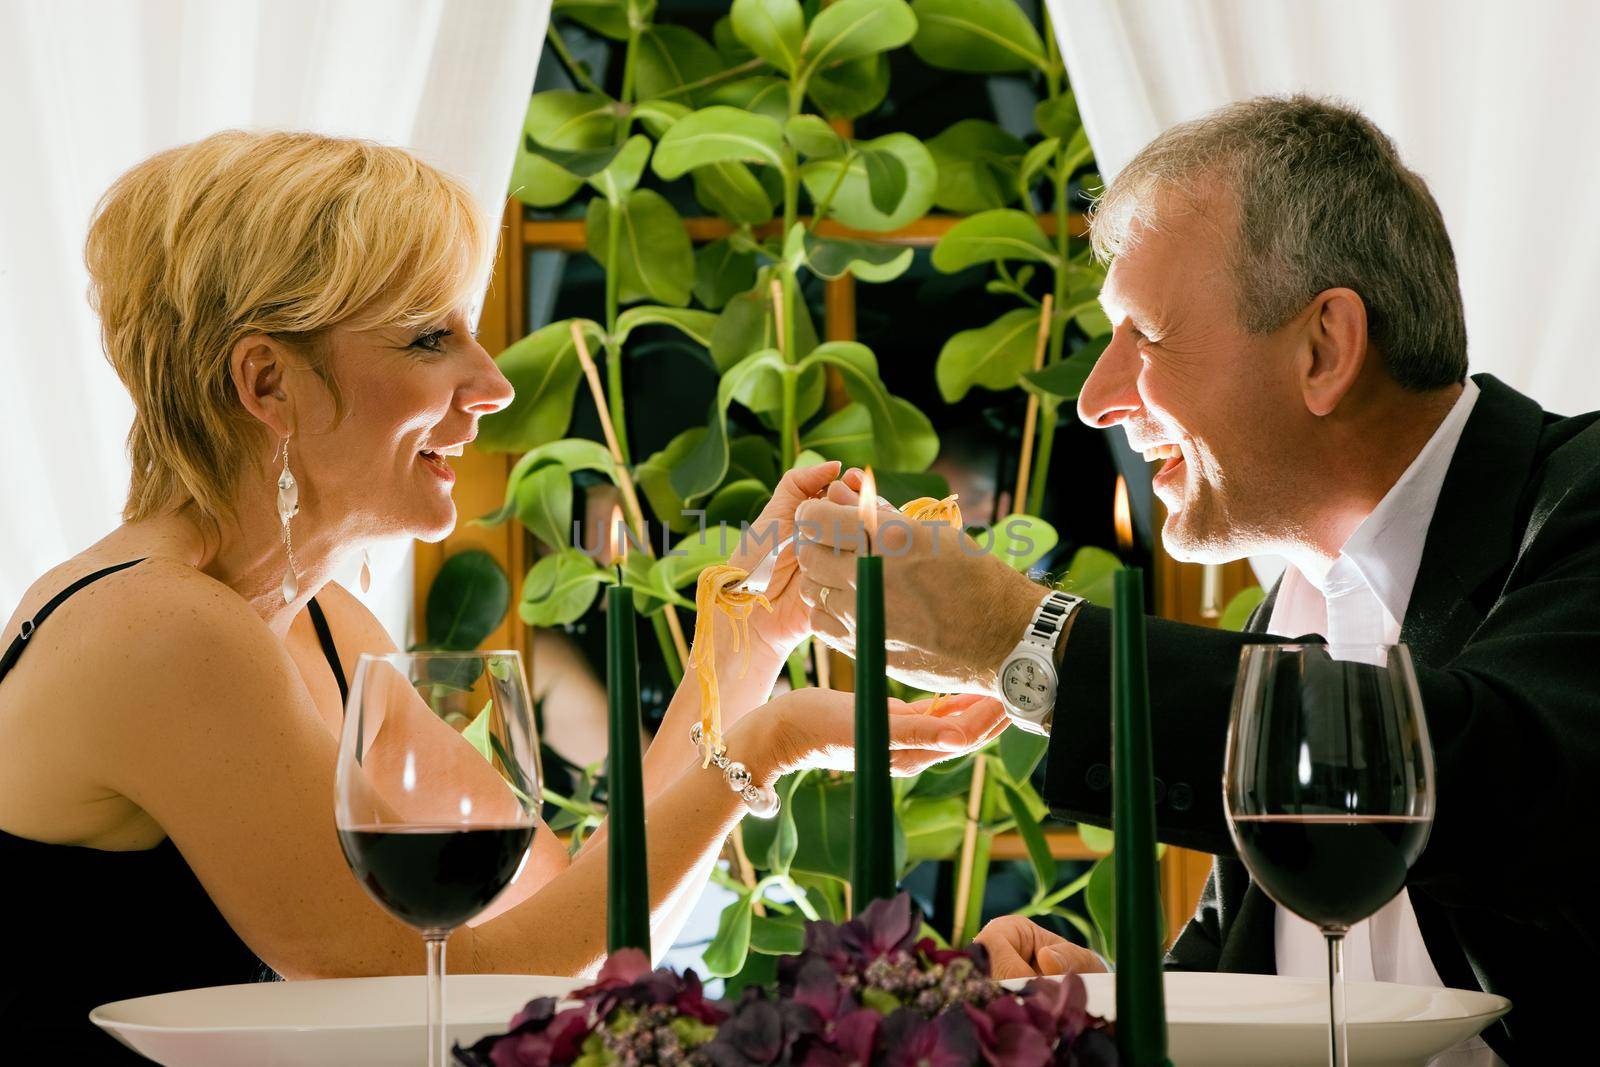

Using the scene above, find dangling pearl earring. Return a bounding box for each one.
[277,436,300,603]
[359,548,372,593]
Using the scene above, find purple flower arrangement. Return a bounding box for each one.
[455,894,1116,1067]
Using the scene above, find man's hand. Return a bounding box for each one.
[974,915,1108,980]
[792,478,1047,695]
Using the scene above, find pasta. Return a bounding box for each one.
[901,494,962,528]
[689,563,772,763]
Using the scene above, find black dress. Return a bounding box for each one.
[0,560,352,1062]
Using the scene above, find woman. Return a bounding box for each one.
[0,130,1006,1057]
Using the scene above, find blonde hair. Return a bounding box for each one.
[86,129,491,526]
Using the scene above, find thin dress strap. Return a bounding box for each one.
[0,559,147,682]
[304,597,349,708]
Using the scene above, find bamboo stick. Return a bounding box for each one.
[950,754,989,943]
[1011,294,1054,515]
[570,322,691,665]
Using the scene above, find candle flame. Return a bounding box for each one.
[1113,475,1133,552]
[858,467,879,552]
[610,505,628,565]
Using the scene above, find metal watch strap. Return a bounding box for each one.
[1024,589,1079,653]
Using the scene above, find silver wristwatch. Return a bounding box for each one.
[998,590,1081,736]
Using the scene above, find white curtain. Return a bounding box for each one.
[0,0,549,641]
[1045,0,1600,417]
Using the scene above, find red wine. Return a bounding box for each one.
[338,824,534,933]
[1230,814,1430,930]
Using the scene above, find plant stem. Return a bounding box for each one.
[806,150,855,234]
[778,87,804,470]
[546,24,606,96]
[602,24,642,466]
[653,57,765,101]
[1025,150,1073,517]
[651,612,684,684]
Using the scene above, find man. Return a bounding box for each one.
[793,96,1599,1065]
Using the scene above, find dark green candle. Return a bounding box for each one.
[1112,567,1168,1065]
[606,569,650,956]
[851,502,894,910]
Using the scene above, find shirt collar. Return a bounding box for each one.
[1314,379,1481,624]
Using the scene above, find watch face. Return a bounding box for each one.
[1002,656,1053,713]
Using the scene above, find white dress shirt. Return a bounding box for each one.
[1267,380,1502,1066]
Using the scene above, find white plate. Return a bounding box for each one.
[94,970,1509,1067]
[91,974,586,1066]
[1013,972,1509,1067]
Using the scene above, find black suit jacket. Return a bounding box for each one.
[1041,374,1600,1064]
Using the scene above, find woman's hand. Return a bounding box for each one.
[973,915,1108,980]
[724,460,844,663]
[732,689,1009,782]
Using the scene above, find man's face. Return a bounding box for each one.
[1078,191,1309,563]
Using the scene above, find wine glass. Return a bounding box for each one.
[1224,643,1435,1067]
[335,651,541,1067]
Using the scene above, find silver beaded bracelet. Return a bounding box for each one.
[690,722,780,819]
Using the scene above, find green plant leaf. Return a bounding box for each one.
[521,135,627,179]
[552,0,641,40]
[927,119,1026,213]
[998,727,1048,785]
[1077,822,1114,854]
[584,135,652,200]
[871,469,950,506]
[746,769,809,874]
[1084,854,1116,963]
[510,92,617,208]
[798,342,939,471]
[800,0,917,76]
[586,190,694,307]
[859,146,909,214]
[799,231,913,282]
[935,307,1040,403]
[614,305,718,348]
[899,794,967,862]
[931,208,1058,272]
[518,548,610,627]
[728,435,782,488]
[749,912,807,955]
[1022,335,1109,402]
[713,14,755,63]
[631,98,691,138]
[477,319,605,453]
[704,76,791,125]
[693,239,759,310]
[1034,92,1080,140]
[800,402,875,468]
[636,428,706,535]
[784,114,848,159]
[425,550,511,650]
[805,53,889,119]
[788,775,855,880]
[635,25,724,104]
[670,348,790,501]
[1018,136,1059,193]
[652,106,786,178]
[692,162,776,226]
[731,0,806,74]
[479,438,616,526]
[909,0,1047,74]
[703,891,756,977]
[514,464,574,552]
[709,272,818,371]
[800,133,935,231]
[1000,780,1057,897]
[705,478,771,527]
[1057,545,1123,608]
[462,699,495,764]
[983,513,1059,573]
[907,753,974,798]
[1219,585,1267,632]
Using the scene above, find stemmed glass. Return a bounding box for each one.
[1224,643,1435,1067]
[335,651,541,1067]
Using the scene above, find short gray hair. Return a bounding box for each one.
[1089,95,1467,391]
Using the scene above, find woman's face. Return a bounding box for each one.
[289,307,513,544]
